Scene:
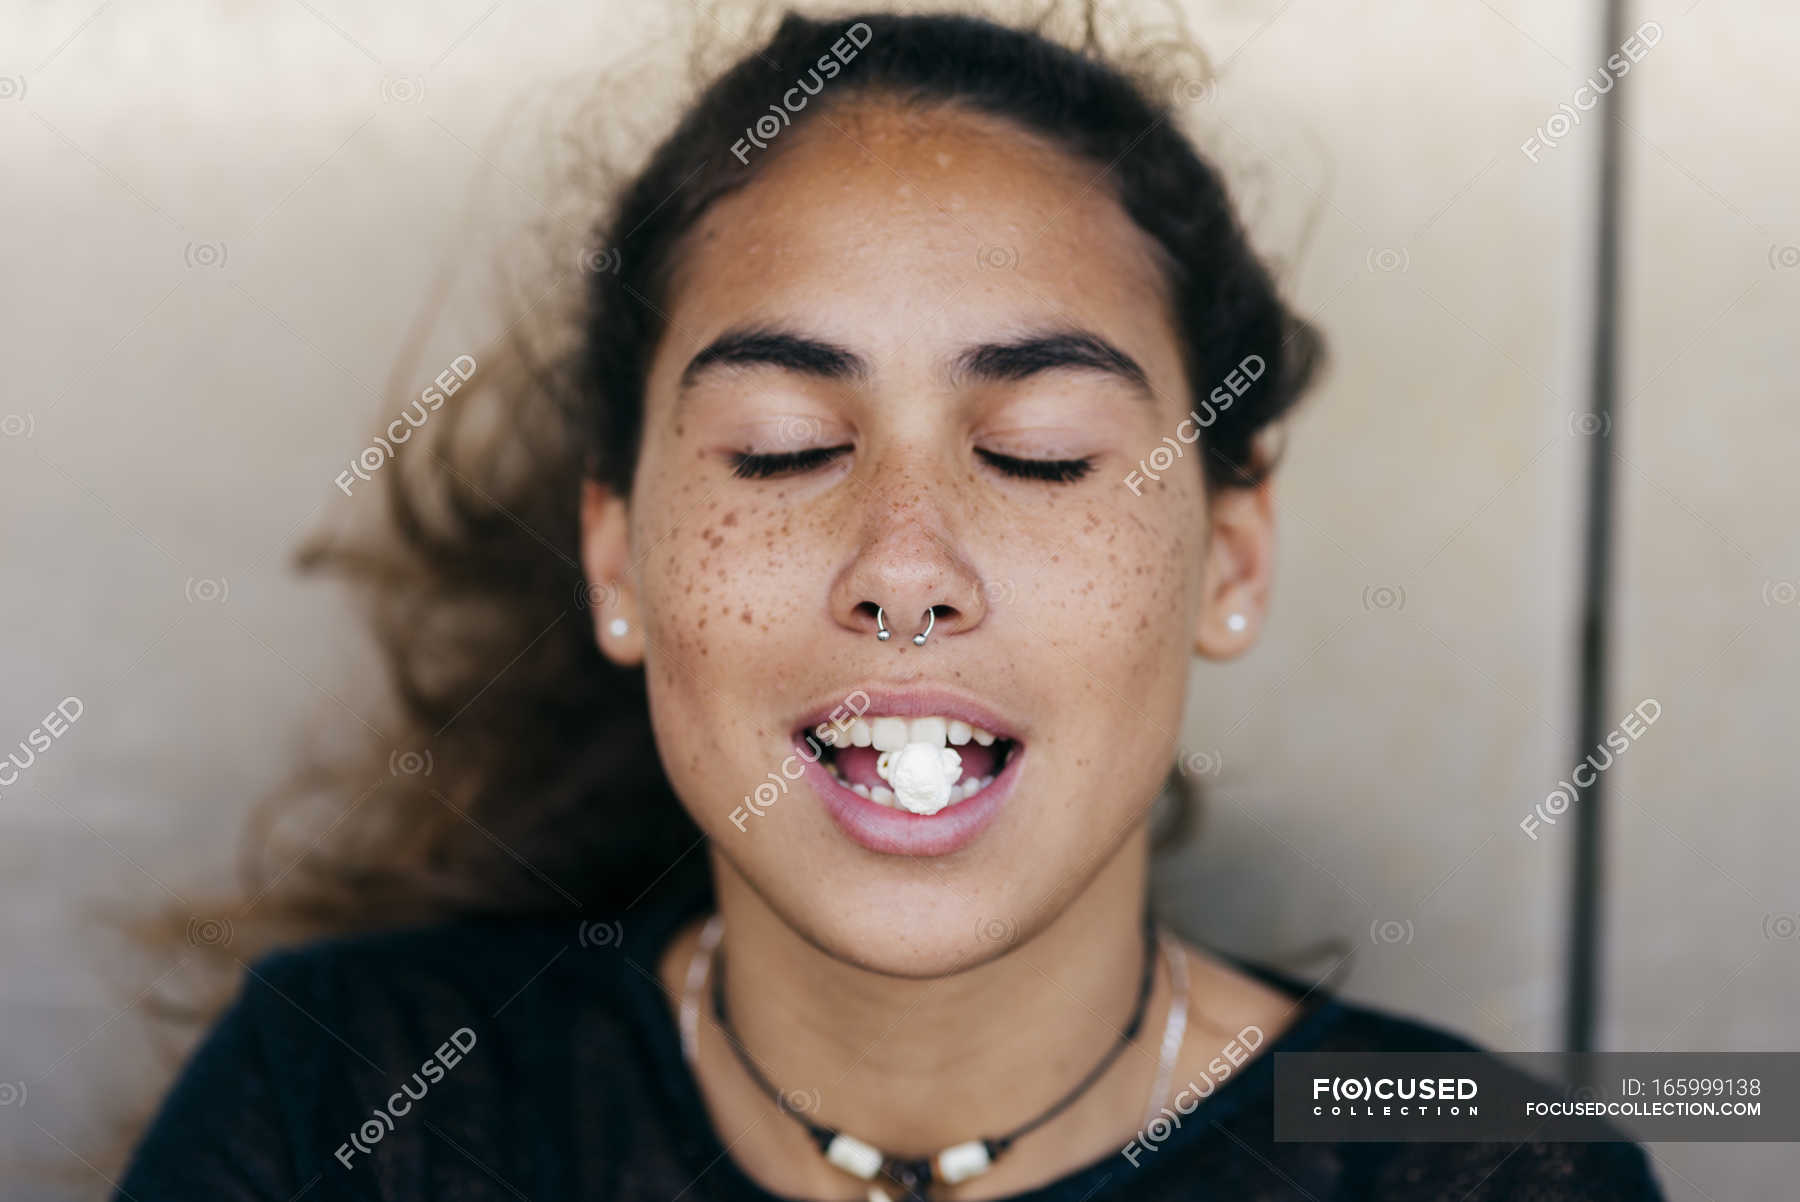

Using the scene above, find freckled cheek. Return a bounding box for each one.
[633,538,777,819]
[1041,522,1195,766]
[1061,519,1196,651]
[635,512,828,677]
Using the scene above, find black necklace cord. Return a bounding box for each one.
[710,910,1160,1195]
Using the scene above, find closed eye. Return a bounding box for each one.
[729,445,851,479]
[976,448,1095,483]
[728,445,1095,483]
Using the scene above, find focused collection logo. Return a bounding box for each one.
[1311,1075,1480,1117]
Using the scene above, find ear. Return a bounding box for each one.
[1192,479,1275,660]
[579,477,645,667]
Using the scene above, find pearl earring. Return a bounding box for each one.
[1226,612,1247,633]
[608,618,629,637]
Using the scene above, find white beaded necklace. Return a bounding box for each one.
[678,913,1191,1201]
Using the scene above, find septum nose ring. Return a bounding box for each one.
[874,606,936,646]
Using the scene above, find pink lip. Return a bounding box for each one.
[797,738,1023,856]
[789,685,1025,857]
[793,686,1022,745]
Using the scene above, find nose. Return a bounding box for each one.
[828,477,987,647]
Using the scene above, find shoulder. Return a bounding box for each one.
[1313,1000,1666,1201]
[1347,1137,1663,1200]
[235,911,652,1063]
[1196,958,1667,1201]
[1199,946,1501,1059]
[1315,990,1496,1055]
[118,910,665,1199]
[246,912,623,1004]
[155,910,677,1197]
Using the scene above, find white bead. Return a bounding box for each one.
[937,1139,992,1184]
[825,1133,883,1180]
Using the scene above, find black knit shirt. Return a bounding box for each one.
[117,875,1665,1201]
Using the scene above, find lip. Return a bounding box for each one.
[793,686,1022,745]
[791,685,1025,857]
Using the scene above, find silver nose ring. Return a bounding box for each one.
[874,606,935,646]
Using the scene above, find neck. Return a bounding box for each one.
[704,831,1159,1166]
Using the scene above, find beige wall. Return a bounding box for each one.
[1602,1,1800,1195]
[1,1,1792,1198]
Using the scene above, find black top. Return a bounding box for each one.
[116,873,1666,1201]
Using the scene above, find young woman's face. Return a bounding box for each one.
[584,102,1269,976]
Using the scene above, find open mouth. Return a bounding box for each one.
[802,715,1020,814]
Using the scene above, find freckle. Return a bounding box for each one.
[723,511,738,527]
[699,616,708,628]
[740,608,753,624]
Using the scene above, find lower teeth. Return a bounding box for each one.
[826,761,996,809]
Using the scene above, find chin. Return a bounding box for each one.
[792,890,1048,980]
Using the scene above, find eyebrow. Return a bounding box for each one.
[951,329,1151,397]
[678,324,1152,399]
[680,327,870,390]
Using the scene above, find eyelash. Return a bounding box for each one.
[729,446,848,479]
[728,446,1095,484]
[977,448,1095,483]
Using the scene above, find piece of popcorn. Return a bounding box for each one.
[875,742,965,815]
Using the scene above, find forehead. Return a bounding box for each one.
[656,100,1180,377]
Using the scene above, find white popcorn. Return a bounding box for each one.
[875,742,965,815]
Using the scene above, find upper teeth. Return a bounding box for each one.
[835,715,1001,750]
